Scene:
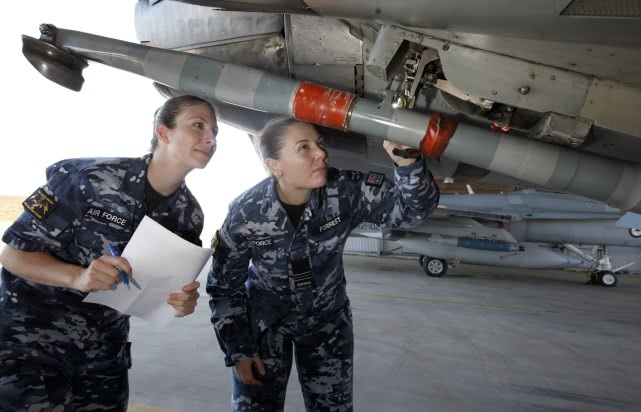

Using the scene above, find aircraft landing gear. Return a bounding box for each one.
[420,256,448,277]
[588,270,618,287]
[566,244,621,287]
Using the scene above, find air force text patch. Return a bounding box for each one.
[85,207,128,228]
[23,188,58,221]
[252,238,273,247]
[365,172,385,187]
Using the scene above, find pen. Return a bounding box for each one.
[108,244,129,286]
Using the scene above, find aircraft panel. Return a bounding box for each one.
[287,15,363,66]
[435,42,592,117]
[580,79,641,137]
[136,1,284,49]
[304,0,641,47]
[417,29,641,88]
[561,0,641,17]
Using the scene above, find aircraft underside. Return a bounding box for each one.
[18,1,641,286]
[131,0,641,210]
[21,0,641,212]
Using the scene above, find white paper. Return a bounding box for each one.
[83,216,213,326]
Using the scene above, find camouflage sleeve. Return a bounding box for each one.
[350,157,439,229]
[193,208,204,246]
[2,162,87,253]
[206,208,257,367]
[185,205,205,247]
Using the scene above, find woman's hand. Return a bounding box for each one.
[70,255,131,293]
[235,355,266,385]
[167,280,200,317]
[383,140,418,167]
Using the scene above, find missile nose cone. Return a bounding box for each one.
[22,33,88,92]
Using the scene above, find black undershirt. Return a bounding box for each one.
[281,201,307,226]
[144,177,172,214]
[143,177,203,246]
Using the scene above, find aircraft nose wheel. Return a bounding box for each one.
[597,271,617,287]
[588,271,618,287]
[422,257,448,277]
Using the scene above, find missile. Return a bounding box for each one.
[21,24,641,213]
[455,238,520,252]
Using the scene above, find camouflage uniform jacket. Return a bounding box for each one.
[208,159,438,366]
[1,154,203,368]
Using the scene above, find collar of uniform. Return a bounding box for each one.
[268,177,323,223]
[265,178,292,232]
[151,180,189,216]
[305,186,322,221]
[121,154,152,203]
[122,154,191,217]
[305,167,337,219]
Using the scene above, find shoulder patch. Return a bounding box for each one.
[365,172,385,188]
[23,187,58,221]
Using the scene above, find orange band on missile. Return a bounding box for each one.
[420,112,457,158]
[292,82,356,130]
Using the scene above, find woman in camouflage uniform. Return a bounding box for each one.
[208,117,440,411]
[0,95,217,411]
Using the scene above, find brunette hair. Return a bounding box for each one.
[150,95,215,151]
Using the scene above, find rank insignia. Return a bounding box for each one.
[23,187,58,221]
[365,172,385,187]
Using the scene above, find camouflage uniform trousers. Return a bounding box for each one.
[231,305,354,412]
[0,342,129,411]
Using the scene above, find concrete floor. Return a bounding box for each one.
[125,256,640,411]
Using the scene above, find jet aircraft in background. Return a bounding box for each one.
[19,1,641,213]
[356,190,641,287]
